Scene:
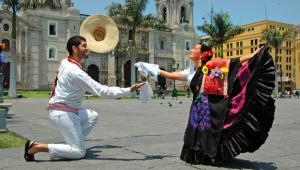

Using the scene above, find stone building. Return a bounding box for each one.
[0,0,81,89]
[0,0,198,90]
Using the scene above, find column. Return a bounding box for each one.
[107,52,116,86]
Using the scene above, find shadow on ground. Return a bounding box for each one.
[215,158,277,170]
[86,145,177,161]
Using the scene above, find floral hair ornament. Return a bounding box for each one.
[200,50,214,61]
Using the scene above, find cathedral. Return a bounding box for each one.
[0,0,199,90]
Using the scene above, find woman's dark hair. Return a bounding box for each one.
[67,35,86,56]
[199,43,212,53]
[199,43,213,62]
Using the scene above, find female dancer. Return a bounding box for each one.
[136,43,275,164]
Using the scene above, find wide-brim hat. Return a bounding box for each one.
[80,14,119,53]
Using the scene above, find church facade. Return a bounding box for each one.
[0,0,199,90]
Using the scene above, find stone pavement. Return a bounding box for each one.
[1,97,300,170]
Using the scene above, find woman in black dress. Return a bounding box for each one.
[137,43,275,165]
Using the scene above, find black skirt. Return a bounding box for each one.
[180,46,275,165]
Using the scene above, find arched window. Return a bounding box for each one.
[1,39,10,51]
[180,6,188,23]
[87,64,99,82]
[162,7,167,22]
[48,46,57,60]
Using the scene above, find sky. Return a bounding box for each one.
[72,0,300,35]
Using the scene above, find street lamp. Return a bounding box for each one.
[170,60,179,99]
[115,44,128,87]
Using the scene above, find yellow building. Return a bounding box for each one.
[295,26,300,90]
[215,20,299,92]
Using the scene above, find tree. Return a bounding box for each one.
[261,28,292,97]
[106,0,167,85]
[0,0,61,97]
[197,12,243,58]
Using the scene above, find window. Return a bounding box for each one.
[48,21,57,36]
[128,30,133,40]
[230,43,233,49]
[162,7,167,21]
[227,44,229,49]
[251,48,253,53]
[240,41,243,47]
[160,40,164,50]
[140,36,147,48]
[48,46,57,60]
[230,51,233,56]
[180,6,188,23]
[185,40,191,51]
[240,49,243,55]
[236,42,239,48]
[227,51,229,56]
[255,39,258,45]
[251,40,253,46]
[1,39,10,51]
[3,24,9,31]
[236,50,239,55]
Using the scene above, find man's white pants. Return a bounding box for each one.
[48,108,99,159]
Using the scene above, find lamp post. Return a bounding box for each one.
[170,60,179,99]
[115,45,128,87]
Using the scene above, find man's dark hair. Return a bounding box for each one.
[0,46,2,54]
[66,35,86,56]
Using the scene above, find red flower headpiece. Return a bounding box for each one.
[200,50,214,61]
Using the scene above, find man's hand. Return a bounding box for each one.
[130,82,146,92]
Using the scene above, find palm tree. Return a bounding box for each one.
[0,0,61,97]
[106,0,167,85]
[197,12,243,58]
[261,28,291,97]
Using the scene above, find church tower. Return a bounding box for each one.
[155,0,195,33]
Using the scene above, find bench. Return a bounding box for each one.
[84,94,93,99]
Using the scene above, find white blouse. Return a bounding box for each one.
[179,64,196,85]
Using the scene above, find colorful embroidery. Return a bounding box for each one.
[201,59,229,96]
[189,94,212,131]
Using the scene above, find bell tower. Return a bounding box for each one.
[155,0,194,32]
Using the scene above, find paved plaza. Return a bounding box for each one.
[0,97,299,170]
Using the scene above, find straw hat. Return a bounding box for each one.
[80,14,119,53]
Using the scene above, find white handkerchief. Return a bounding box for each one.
[134,62,159,81]
[139,82,153,104]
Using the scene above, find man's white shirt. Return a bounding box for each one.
[49,58,131,108]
